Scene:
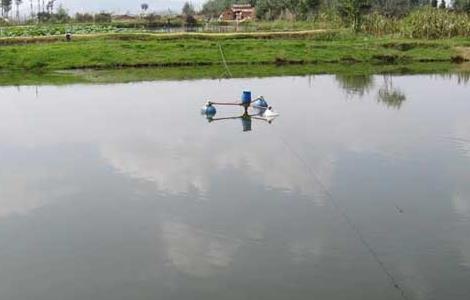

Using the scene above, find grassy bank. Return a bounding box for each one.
[0,32,469,71]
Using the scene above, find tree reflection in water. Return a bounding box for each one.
[377,75,406,109]
[335,74,375,97]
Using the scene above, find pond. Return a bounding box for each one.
[0,73,469,300]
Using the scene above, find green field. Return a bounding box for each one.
[0,31,469,72]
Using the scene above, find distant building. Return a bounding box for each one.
[219,4,255,21]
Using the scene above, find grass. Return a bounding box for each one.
[0,32,468,71]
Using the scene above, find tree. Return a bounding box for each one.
[182,1,195,16]
[75,12,93,22]
[94,12,112,23]
[431,0,438,7]
[141,3,149,11]
[1,0,12,17]
[55,4,68,22]
[299,0,321,18]
[439,0,446,8]
[453,0,470,12]
[14,0,21,20]
[373,0,411,17]
[201,0,227,17]
[46,0,55,14]
[338,0,371,32]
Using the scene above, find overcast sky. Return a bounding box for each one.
[16,0,205,15]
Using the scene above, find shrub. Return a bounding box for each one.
[94,12,112,23]
[75,13,94,23]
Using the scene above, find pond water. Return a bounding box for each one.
[0,74,469,300]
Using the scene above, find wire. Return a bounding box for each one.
[218,42,233,78]
[275,133,410,300]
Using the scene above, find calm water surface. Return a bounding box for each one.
[0,74,469,300]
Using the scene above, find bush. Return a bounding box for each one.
[75,13,94,23]
[144,13,161,23]
[94,12,112,23]
[185,15,198,26]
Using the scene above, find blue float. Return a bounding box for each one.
[201,103,216,117]
[241,91,252,106]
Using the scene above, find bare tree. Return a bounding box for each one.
[46,0,55,14]
[15,0,22,20]
[1,0,13,18]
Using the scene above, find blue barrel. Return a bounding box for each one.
[241,91,252,106]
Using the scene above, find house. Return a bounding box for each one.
[219,4,255,21]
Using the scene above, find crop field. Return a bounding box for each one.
[0,24,139,37]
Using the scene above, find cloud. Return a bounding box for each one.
[162,221,241,277]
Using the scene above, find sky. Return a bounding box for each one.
[15,0,205,16]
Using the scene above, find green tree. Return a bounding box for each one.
[338,0,371,32]
[55,4,69,22]
[255,0,284,20]
[373,0,410,17]
[300,0,321,17]
[182,1,195,15]
[453,0,470,12]
[201,0,227,18]
[94,12,112,23]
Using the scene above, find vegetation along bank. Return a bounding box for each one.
[0,31,469,71]
[0,4,469,71]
